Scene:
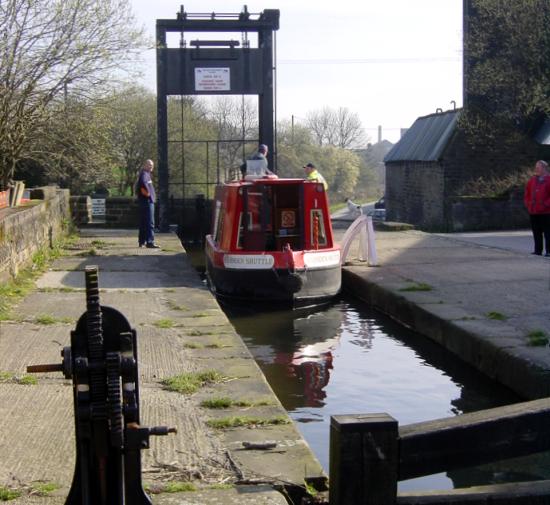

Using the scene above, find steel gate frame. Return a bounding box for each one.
[156,6,280,231]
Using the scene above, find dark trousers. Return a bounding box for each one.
[529,213,550,254]
[138,199,155,245]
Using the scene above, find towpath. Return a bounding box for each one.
[0,229,324,504]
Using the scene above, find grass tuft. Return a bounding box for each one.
[208,483,234,490]
[0,371,37,385]
[90,240,108,249]
[205,342,229,349]
[0,235,75,321]
[399,282,433,292]
[206,415,290,429]
[34,314,73,325]
[162,370,226,395]
[183,342,203,349]
[166,300,187,311]
[487,311,508,321]
[17,375,38,385]
[527,330,549,347]
[153,318,175,329]
[31,482,60,496]
[163,481,197,493]
[200,396,273,409]
[0,371,14,382]
[0,486,22,500]
[187,329,212,336]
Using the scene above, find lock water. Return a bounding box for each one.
[222,295,550,492]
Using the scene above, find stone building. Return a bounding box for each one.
[383,0,550,232]
[384,109,548,231]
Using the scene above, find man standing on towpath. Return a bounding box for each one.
[136,159,160,248]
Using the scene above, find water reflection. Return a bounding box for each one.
[222,296,550,491]
[224,303,342,409]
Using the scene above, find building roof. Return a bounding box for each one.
[533,118,550,145]
[384,109,460,163]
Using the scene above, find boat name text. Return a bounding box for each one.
[223,254,275,269]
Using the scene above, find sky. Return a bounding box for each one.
[130,0,463,143]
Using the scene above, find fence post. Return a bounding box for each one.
[329,414,398,505]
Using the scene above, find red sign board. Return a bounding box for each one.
[0,190,9,209]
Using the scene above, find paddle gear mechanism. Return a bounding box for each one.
[28,265,176,505]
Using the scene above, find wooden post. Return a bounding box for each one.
[329,414,398,505]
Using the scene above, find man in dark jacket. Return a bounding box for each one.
[136,159,159,248]
[524,160,550,256]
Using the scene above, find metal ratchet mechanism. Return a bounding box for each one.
[28,265,176,505]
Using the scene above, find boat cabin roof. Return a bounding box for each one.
[224,177,309,188]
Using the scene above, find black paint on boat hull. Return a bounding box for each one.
[206,257,341,307]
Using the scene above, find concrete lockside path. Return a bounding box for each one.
[0,230,324,504]
[338,227,550,400]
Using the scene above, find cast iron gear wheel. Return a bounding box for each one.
[84,266,107,420]
[106,352,123,449]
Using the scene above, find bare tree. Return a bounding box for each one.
[207,96,258,179]
[0,0,146,188]
[306,107,336,146]
[305,106,367,148]
[333,107,367,148]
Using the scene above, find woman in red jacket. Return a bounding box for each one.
[524,160,550,256]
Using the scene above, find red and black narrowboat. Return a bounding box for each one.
[205,176,341,307]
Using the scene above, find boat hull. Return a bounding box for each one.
[206,255,341,307]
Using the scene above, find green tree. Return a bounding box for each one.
[36,97,117,193]
[0,0,146,188]
[277,120,361,201]
[166,96,219,198]
[465,0,550,131]
[107,86,157,196]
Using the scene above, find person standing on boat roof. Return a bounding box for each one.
[240,144,276,178]
[524,159,550,256]
[303,162,328,191]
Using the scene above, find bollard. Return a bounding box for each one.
[329,413,398,505]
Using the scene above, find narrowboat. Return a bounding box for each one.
[205,174,341,307]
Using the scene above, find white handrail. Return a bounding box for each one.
[340,215,378,266]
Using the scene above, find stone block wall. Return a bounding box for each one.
[0,188,70,283]
[448,193,529,231]
[70,197,139,227]
[70,195,92,225]
[386,161,445,230]
[104,197,139,227]
[69,197,213,243]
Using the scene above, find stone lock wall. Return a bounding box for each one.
[0,187,71,283]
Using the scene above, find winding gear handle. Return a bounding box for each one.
[26,265,175,504]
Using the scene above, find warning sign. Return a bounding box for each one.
[195,68,230,91]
